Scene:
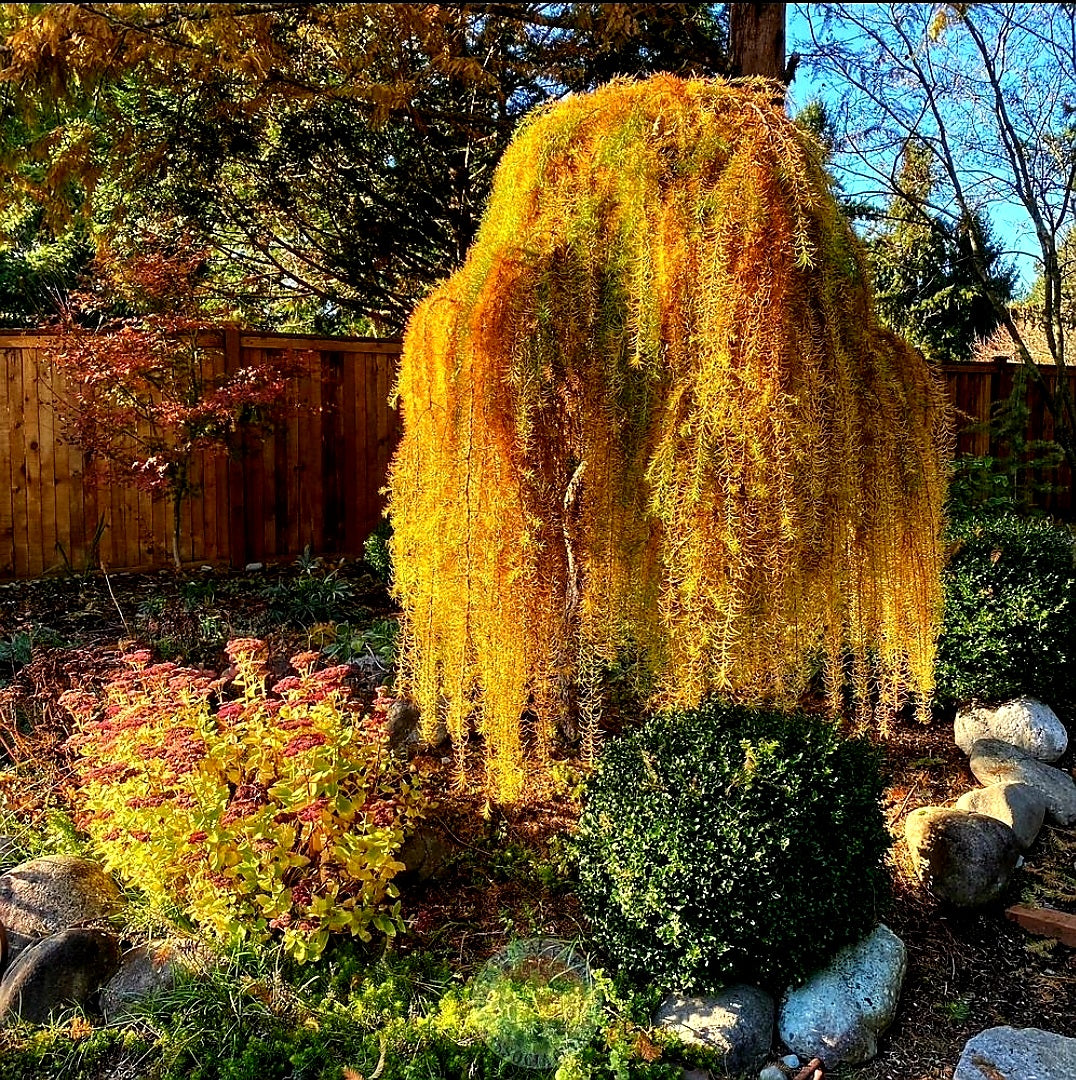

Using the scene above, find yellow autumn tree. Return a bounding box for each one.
[388,76,950,801]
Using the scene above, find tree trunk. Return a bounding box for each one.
[728,3,787,81]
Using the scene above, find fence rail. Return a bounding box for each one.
[0,337,1070,581]
[0,330,401,578]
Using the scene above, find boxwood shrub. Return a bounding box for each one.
[936,512,1076,710]
[572,700,889,992]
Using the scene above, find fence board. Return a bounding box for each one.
[0,350,15,576]
[20,345,44,577]
[37,357,59,572]
[9,348,28,578]
[4,334,1072,582]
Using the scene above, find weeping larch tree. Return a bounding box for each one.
[388,76,950,801]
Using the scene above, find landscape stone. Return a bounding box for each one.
[969,739,1076,825]
[955,782,1046,850]
[954,1025,1076,1079]
[397,826,452,885]
[0,856,124,938]
[758,1068,785,1080]
[904,807,1021,906]
[0,928,121,1023]
[778,924,906,1068]
[780,1055,800,1069]
[386,698,448,751]
[100,939,211,1020]
[955,697,1068,761]
[656,984,774,1074]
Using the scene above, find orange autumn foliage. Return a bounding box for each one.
[387,76,951,801]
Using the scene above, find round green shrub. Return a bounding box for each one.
[572,701,889,992]
[936,512,1076,709]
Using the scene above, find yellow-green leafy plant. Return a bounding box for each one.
[388,75,951,801]
[65,640,427,962]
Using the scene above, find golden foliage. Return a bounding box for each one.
[388,76,951,801]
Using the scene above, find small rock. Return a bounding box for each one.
[244,562,264,571]
[100,939,211,1020]
[904,807,1021,906]
[656,984,774,1074]
[969,739,1076,825]
[0,856,124,938]
[0,928,121,1024]
[954,1025,1076,1079]
[956,697,1067,762]
[386,698,421,749]
[780,1056,801,1069]
[682,1070,710,1080]
[397,827,452,885]
[386,698,448,751]
[759,1068,785,1080]
[955,782,1046,850]
[778,924,905,1068]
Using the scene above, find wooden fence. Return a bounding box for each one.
[1,337,1072,580]
[942,359,1076,517]
[0,330,400,579]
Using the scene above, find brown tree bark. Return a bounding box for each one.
[728,2,787,80]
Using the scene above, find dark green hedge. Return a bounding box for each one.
[936,512,1076,710]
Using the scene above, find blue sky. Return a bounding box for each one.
[783,4,1042,292]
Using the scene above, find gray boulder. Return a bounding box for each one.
[954,1026,1076,1079]
[955,782,1046,850]
[0,856,124,938]
[904,807,1021,906]
[955,697,1068,762]
[0,928,121,1023]
[656,984,774,1074]
[758,1069,785,1080]
[778,924,906,1068]
[100,939,211,1020]
[969,739,1076,826]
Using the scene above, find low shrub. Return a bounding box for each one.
[65,639,427,962]
[572,700,889,992]
[936,511,1076,709]
[320,618,400,673]
[262,558,356,626]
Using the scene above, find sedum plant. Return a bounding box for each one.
[388,75,950,800]
[65,639,426,962]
